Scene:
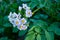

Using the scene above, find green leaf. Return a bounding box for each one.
[27,31,34,36]
[49,32,54,40]
[54,27,60,35]
[47,22,59,31]
[30,19,48,29]
[37,34,46,40]
[31,0,38,2]
[29,2,38,9]
[35,27,41,33]
[18,30,27,36]
[33,14,40,19]
[0,37,8,40]
[3,23,11,27]
[56,13,60,21]
[29,26,35,32]
[34,13,48,20]
[0,28,4,33]
[0,18,3,25]
[37,0,46,8]
[11,3,18,9]
[3,16,8,22]
[0,5,4,11]
[12,27,18,33]
[47,26,55,32]
[21,0,30,2]
[36,34,46,40]
[41,30,45,35]
[55,0,60,3]
[25,32,35,40]
[45,30,51,40]
[45,30,54,40]
[47,22,60,35]
[37,34,41,40]
[39,14,48,20]
[31,0,46,8]
[41,35,46,40]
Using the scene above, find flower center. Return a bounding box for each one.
[20,25,23,28]
[16,21,19,24]
[22,20,25,23]
[28,12,30,14]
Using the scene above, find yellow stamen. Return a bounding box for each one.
[21,20,25,23]
[28,12,30,14]
[20,25,22,28]
[16,21,19,24]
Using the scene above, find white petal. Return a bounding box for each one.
[22,3,30,10]
[17,24,27,30]
[13,24,16,27]
[21,18,27,24]
[9,18,15,24]
[14,18,21,26]
[19,6,22,11]
[9,18,16,27]
[12,12,18,19]
[17,13,21,19]
[26,10,32,17]
[22,3,28,9]
[8,12,12,19]
[26,7,30,10]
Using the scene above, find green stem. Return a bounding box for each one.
[32,0,48,15]
[32,8,40,15]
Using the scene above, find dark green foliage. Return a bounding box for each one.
[18,30,27,36]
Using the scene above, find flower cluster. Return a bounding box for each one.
[8,4,32,30]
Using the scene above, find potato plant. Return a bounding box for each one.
[0,0,60,40]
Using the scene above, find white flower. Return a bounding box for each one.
[25,10,32,17]
[9,18,21,27]
[8,12,16,27]
[8,12,18,19]
[8,12,21,19]
[22,3,30,10]
[9,18,16,27]
[26,7,30,10]
[12,12,18,19]
[22,3,27,9]
[14,18,21,26]
[9,18,14,24]
[17,24,27,30]
[19,6,22,11]
[8,12,21,27]
[17,13,21,19]
[8,12,12,19]
[21,18,27,24]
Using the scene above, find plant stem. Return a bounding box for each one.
[32,8,40,15]
[32,0,48,15]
